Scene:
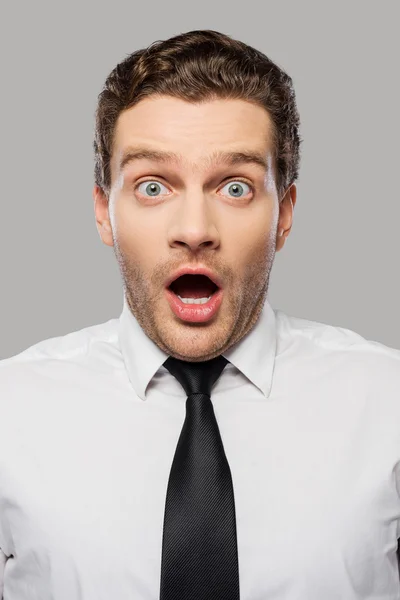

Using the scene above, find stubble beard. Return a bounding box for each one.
[113,235,276,362]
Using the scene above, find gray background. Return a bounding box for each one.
[1,0,399,359]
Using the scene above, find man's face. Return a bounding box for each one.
[94,95,295,362]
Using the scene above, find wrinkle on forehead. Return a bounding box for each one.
[111,96,276,186]
[116,146,271,176]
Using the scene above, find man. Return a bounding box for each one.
[0,28,399,600]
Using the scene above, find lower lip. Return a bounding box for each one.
[165,288,223,323]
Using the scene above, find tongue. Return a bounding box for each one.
[172,274,216,299]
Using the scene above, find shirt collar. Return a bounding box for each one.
[118,293,277,401]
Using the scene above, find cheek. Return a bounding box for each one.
[230,211,273,258]
[113,201,165,269]
[114,198,159,243]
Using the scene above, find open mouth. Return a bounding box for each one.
[168,274,219,304]
[165,272,224,322]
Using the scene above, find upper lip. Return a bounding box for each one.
[165,265,223,290]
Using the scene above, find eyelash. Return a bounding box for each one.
[133,177,255,198]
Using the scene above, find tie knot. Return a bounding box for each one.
[163,354,229,397]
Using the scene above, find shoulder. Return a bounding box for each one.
[0,316,121,393]
[0,317,125,459]
[275,308,400,391]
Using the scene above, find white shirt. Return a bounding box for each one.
[1,295,400,600]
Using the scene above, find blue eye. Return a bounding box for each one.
[220,181,252,198]
[137,181,169,197]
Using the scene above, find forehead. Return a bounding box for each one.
[111,96,274,173]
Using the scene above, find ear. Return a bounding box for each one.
[93,185,114,247]
[276,183,297,252]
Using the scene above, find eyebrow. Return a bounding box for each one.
[118,146,269,173]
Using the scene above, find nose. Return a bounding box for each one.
[167,190,220,253]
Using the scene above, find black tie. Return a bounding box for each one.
[159,355,240,600]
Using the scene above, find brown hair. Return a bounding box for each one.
[93,29,301,200]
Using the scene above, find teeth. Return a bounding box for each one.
[177,295,212,305]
